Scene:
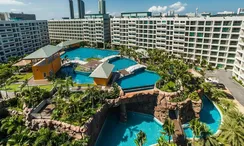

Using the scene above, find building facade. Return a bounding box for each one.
[98,0,106,14]
[0,12,36,21]
[233,22,244,82]
[0,20,49,61]
[111,13,244,70]
[48,14,110,46]
[78,0,85,19]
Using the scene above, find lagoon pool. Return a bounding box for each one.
[58,66,93,84]
[183,95,221,138]
[109,58,137,71]
[61,47,119,61]
[117,70,160,90]
[96,95,222,146]
[96,112,168,146]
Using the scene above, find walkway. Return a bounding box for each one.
[125,64,146,74]
[62,60,87,66]
[206,70,244,106]
[99,55,120,63]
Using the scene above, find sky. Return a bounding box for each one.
[0,0,244,20]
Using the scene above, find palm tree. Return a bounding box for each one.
[134,130,147,146]
[220,117,244,146]
[163,118,175,143]
[0,115,24,135]
[71,136,89,146]
[201,124,219,146]
[33,128,57,146]
[200,82,214,94]
[189,118,203,144]
[65,76,74,91]
[20,79,29,91]
[211,89,227,101]
[7,126,32,146]
[157,135,168,146]
[227,109,244,127]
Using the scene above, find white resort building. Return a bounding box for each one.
[0,20,49,61]
[110,12,244,83]
[233,22,244,82]
[111,12,244,69]
[48,14,110,47]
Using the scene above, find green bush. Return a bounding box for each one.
[161,81,178,92]
[188,91,200,101]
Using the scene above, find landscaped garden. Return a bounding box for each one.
[1,46,244,146]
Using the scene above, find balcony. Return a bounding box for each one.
[239,41,244,46]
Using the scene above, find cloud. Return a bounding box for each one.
[108,12,120,16]
[169,1,187,13]
[148,6,167,13]
[148,1,187,14]
[86,10,92,14]
[0,0,25,5]
[10,8,21,12]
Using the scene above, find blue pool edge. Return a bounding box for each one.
[94,111,165,146]
[186,95,223,140]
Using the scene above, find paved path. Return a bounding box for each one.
[206,70,244,106]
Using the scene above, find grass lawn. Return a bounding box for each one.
[13,73,33,81]
[0,83,53,92]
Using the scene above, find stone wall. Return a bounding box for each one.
[85,104,109,146]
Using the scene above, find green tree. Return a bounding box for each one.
[163,118,175,143]
[201,124,219,146]
[220,117,244,146]
[200,82,214,95]
[7,126,32,146]
[134,130,147,146]
[211,89,227,101]
[157,135,168,146]
[0,115,24,135]
[189,118,203,144]
[20,79,29,91]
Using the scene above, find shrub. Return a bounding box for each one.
[188,91,200,101]
[161,81,179,92]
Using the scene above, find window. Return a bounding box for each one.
[233,21,242,26]
[190,32,195,36]
[197,33,203,37]
[222,28,230,32]
[206,21,212,25]
[223,21,231,26]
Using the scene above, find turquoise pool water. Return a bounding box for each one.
[183,95,221,138]
[117,70,160,90]
[61,47,119,61]
[96,96,221,146]
[58,66,93,84]
[109,58,137,71]
[96,112,168,146]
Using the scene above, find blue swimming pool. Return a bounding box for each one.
[61,47,119,61]
[109,58,137,71]
[117,70,160,90]
[96,112,168,146]
[183,95,221,138]
[96,95,222,146]
[58,66,93,84]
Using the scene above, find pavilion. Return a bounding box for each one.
[89,62,114,86]
[23,45,63,80]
